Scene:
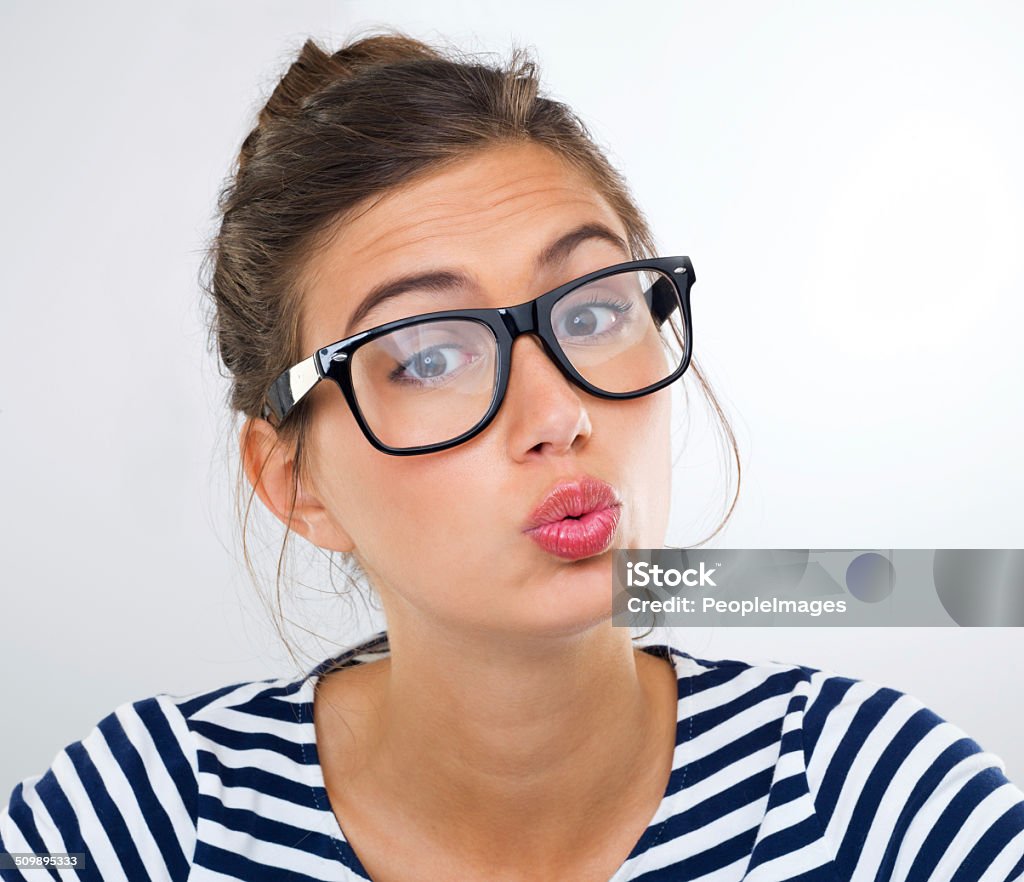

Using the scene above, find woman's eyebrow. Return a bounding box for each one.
[346,269,474,335]
[535,221,629,269]
[344,221,629,334]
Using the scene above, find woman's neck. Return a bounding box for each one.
[314,621,679,868]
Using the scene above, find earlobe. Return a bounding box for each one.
[238,418,355,553]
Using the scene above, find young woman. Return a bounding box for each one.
[3,31,1023,882]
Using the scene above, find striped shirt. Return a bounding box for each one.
[3,630,1024,881]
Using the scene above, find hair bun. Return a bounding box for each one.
[238,32,441,173]
[264,34,438,124]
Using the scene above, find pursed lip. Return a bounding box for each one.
[522,475,622,531]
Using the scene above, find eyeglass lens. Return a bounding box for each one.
[348,268,686,449]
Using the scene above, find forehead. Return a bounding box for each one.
[298,141,630,349]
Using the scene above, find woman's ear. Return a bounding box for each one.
[239,417,355,553]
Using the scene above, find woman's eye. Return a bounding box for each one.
[557,301,631,340]
[392,345,476,383]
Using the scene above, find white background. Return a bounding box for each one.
[2,1,1022,797]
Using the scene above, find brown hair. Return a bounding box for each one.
[199,28,741,662]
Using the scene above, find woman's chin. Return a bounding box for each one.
[508,555,619,638]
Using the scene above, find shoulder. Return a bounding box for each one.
[662,645,1024,881]
[1,692,199,880]
[653,642,823,731]
[0,668,311,882]
[793,667,1024,880]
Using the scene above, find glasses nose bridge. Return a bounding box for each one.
[497,300,539,340]
[497,298,569,381]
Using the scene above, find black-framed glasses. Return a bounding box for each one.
[262,255,696,455]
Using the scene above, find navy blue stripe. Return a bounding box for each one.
[631,824,759,881]
[229,680,307,702]
[196,750,318,808]
[689,717,786,786]
[689,670,802,739]
[1005,846,1024,882]
[330,836,373,879]
[906,766,1014,882]
[802,676,857,758]
[779,725,805,758]
[65,740,151,882]
[747,814,822,870]
[188,720,312,765]
[97,708,190,880]
[305,632,390,680]
[950,800,1024,882]
[834,705,944,874]
[34,767,104,882]
[196,794,337,856]
[764,772,810,812]
[194,841,332,882]
[872,737,985,882]
[176,682,259,718]
[773,859,844,882]
[0,783,60,882]
[134,698,198,833]
[813,686,902,829]
[685,661,750,697]
[634,768,773,857]
[227,696,306,725]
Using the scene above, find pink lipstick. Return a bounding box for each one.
[522,476,622,561]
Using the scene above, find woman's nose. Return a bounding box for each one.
[500,334,592,461]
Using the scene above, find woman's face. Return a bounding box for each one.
[294,141,673,639]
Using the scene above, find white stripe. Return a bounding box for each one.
[931,782,1024,881]
[208,703,313,743]
[48,746,124,877]
[691,853,759,882]
[818,690,922,851]
[81,714,169,880]
[744,839,834,882]
[631,792,772,878]
[686,690,793,762]
[192,741,315,783]
[183,678,295,721]
[152,695,200,847]
[803,677,883,785]
[677,741,783,820]
[852,718,978,881]
[891,749,1004,882]
[200,771,334,834]
[682,662,794,719]
[982,826,1024,882]
[198,815,348,879]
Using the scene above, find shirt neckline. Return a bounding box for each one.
[295,630,696,881]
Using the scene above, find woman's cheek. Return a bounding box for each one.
[375,475,474,557]
[622,398,673,544]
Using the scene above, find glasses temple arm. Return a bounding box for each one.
[650,277,682,328]
[262,354,323,422]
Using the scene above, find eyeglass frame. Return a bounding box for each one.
[261,254,696,456]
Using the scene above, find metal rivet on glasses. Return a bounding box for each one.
[673,266,687,274]
[331,352,349,363]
